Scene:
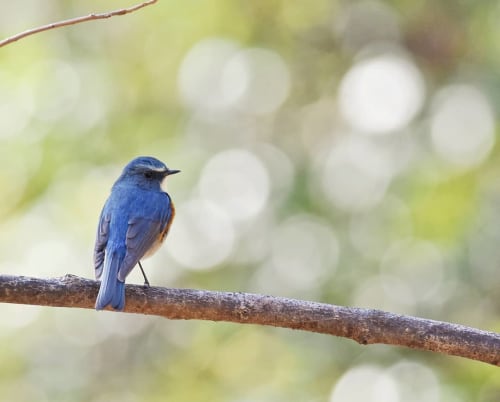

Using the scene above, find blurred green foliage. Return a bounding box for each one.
[1,0,500,401]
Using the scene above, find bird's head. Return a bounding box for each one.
[117,156,180,190]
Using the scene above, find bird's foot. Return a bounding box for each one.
[138,261,150,289]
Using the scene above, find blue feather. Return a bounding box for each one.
[95,248,125,311]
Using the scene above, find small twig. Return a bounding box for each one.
[0,274,499,366]
[0,0,158,48]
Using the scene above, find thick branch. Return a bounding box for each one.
[0,0,157,48]
[0,274,498,366]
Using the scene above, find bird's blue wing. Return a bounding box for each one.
[117,193,172,281]
[94,209,111,279]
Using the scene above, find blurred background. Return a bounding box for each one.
[0,0,499,400]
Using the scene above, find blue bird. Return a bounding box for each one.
[93,156,180,311]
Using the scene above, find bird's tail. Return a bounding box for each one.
[95,248,126,311]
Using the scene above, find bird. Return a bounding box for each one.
[93,156,180,311]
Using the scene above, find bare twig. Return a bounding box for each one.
[0,0,158,48]
[0,274,498,366]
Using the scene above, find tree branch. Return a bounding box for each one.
[0,274,498,366]
[0,0,158,48]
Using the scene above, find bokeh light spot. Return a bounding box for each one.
[223,48,291,114]
[178,40,290,115]
[321,136,393,212]
[178,38,240,113]
[430,84,495,168]
[270,215,340,290]
[330,365,399,402]
[255,143,295,203]
[167,199,235,270]
[388,361,440,402]
[198,149,270,223]
[339,53,425,134]
[252,214,339,298]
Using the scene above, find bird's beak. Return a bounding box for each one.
[166,169,181,176]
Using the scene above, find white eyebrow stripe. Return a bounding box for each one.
[136,163,167,172]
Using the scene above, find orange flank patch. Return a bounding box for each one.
[162,201,175,241]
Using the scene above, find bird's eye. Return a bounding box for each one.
[143,171,153,179]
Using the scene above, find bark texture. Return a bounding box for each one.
[0,274,498,366]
